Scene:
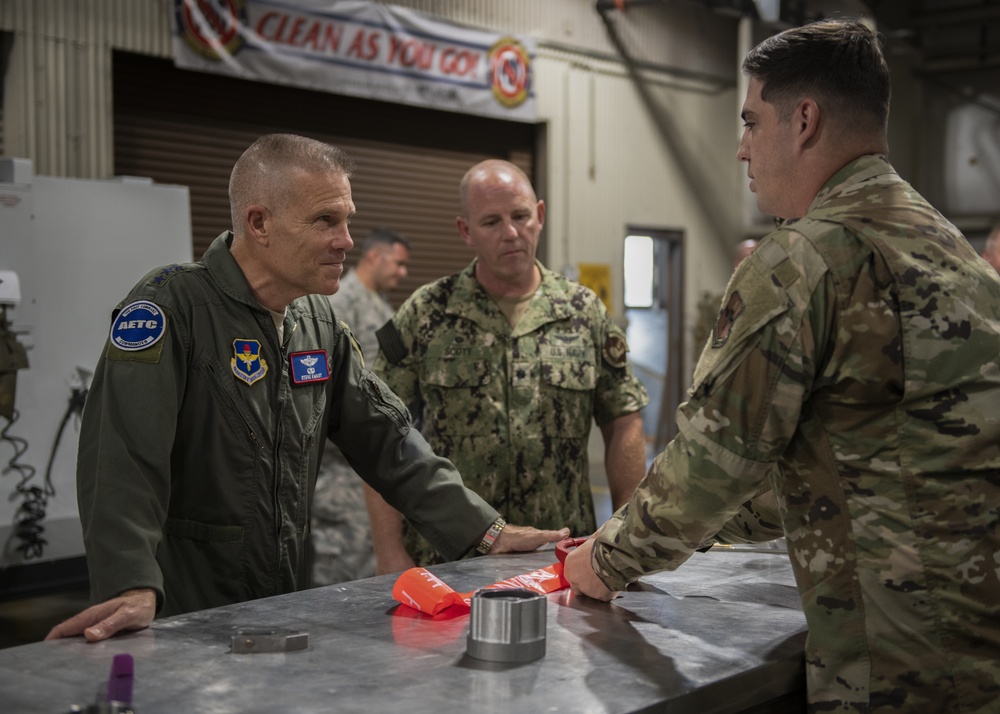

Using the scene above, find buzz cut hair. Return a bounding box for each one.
[229,134,355,233]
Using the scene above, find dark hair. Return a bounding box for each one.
[362,228,410,255]
[742,19,890,134]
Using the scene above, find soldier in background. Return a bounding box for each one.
[311,228,410,585]
[691,238,757,363]
[565,19,1000,712]
[368,159,649,571]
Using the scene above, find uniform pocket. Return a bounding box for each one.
[537,356,597,437]
[163,516,244,542]
[421,347,497,437]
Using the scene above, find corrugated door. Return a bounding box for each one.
[112,52,536,307]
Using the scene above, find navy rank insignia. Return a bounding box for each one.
[713,290,745,348]
[603,332,628,368]
[232,339,268,385]
[110,300,166,352]
[290,350,330,385]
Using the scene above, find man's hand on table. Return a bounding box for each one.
[45,588,156,642]
[563,536,620,601]
[490,524,570,554]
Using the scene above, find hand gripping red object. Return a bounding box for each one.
[391,537,588,616]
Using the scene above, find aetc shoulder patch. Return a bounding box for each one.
[110,300,166,352]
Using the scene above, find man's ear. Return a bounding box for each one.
[794,98,821,150]
[536,199,546,228]
[245,205,270,246]
[456,215,473,248]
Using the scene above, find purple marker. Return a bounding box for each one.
[106,653,134,705]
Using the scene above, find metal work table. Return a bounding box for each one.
[0,545,807,713]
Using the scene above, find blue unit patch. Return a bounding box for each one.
[290,350,330,385]
[110,300,166,352]
[232,339,268,386]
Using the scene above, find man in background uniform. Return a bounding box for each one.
[566,20,1000,712]
[369,160,649,572]
[312,228,410,585]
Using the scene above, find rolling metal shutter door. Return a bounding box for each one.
[112,52,536,307]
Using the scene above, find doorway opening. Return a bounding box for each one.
[623,227,685,464]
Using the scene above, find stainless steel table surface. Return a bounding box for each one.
[0,545,807,714]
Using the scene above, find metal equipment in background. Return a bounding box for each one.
[0,270,29,421]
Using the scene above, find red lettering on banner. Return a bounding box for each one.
[256,11,286,42]
[388,35,436,70]
[439,48,480,77]
[301,19,343,52]
[257,12,344,54]
[287,17,306,45]
[346,28,380,60]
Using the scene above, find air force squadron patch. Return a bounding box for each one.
[290,350,330,385]
[713,290,745,348]
[232,339,268,385]
[110,300,166,351]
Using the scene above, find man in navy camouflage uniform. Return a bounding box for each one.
[566,20,1000,713]
[370,160,649,571]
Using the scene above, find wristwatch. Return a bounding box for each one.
[476,517,507,555]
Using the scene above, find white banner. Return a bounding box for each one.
[172,0,536,122]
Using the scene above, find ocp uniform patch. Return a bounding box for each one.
[713,290,745,348]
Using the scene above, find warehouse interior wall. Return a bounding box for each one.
[1,0,997,528]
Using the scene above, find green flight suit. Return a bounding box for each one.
[79,233,496,617]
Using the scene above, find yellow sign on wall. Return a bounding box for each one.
[576,263,612,315]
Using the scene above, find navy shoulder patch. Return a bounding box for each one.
[602,330,628,369]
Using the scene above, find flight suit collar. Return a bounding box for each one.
[202,231,306,324]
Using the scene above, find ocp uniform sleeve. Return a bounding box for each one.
[592,237,834,588]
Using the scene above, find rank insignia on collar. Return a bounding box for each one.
[713,290,744,348]
[290,350,330,385]
[232,339,268,385]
